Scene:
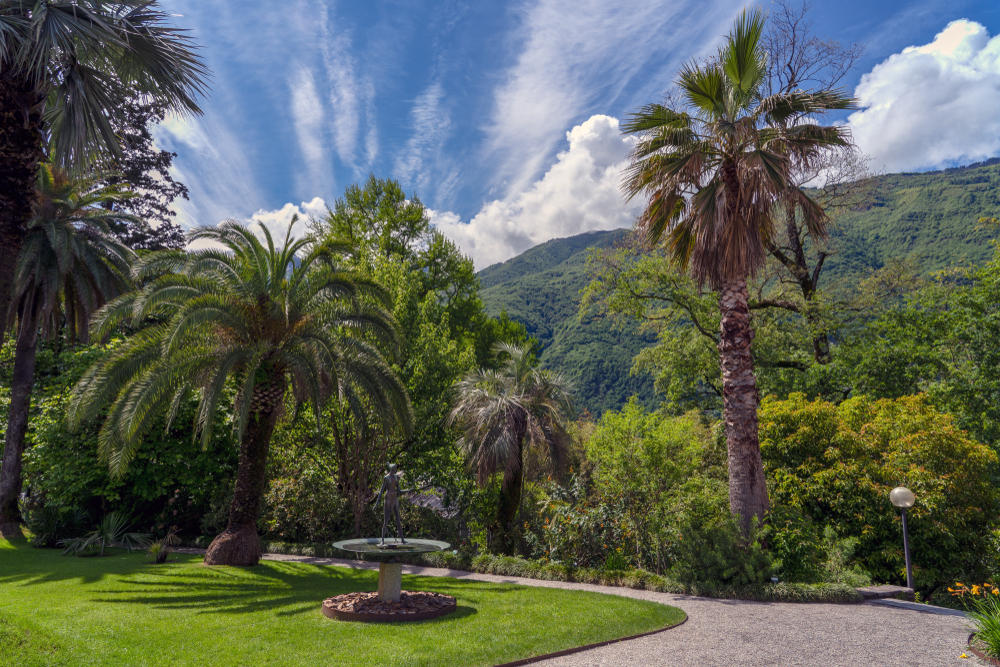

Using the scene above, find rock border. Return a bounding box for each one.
[497,614,688,666]
[321,591,457,623]
[969,633,1000,666]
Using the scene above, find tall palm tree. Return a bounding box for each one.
[0,1,208,333]
[0,164,135,537]
[450,343,572,549]
[68,221,412,566]
[621,10,853,534]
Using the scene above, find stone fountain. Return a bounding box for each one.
[322,465,456,622]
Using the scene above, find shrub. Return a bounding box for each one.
[760,393,1000,592]
[60,512,150,557]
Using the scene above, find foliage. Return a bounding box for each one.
[9,339,235,540]
[99,98,189,249]
[482,160,1000,418]
[10,164,135,338]
[951,582,1000,659]
[147,525,180,564]
[479,229,656,415]
[839,241,1000,446]
[451,343,573,547]
[59,512,150,556]
[294,176,516,539]
[759,393,1000,593]
[0,0,208,167]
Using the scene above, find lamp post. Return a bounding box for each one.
[890,486,916,589]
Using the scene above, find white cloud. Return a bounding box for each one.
[484,0,742,198]
[186,197,329,251]
[847,19,1000,172]
[431,114,639,269]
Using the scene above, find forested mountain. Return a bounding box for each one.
[478,159,1000,416]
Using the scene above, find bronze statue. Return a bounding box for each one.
[371,464,406,545]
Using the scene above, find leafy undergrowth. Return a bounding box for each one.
[0,539,683,667]
[255,541,863,604]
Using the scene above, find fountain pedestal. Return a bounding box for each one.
[377,562,403,602]
[323,537,455,622]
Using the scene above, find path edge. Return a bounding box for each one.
[496,613,689,667]
[969,633,1000,666]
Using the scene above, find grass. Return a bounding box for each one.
[0,538,684,666]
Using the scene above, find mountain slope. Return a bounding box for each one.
[478,159,1000,416]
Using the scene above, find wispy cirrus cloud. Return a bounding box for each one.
[482,0,745,199]
[289,66,330,194]
[395,80,461,206]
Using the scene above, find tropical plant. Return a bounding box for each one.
[0,165,134,537]
[68,221,411,566]
[450,343,572,549]
[148,525,181,563]
[620,9,852,533]
[60,511,150,556]
[0,0,208,330]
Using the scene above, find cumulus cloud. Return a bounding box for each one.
[186,197,329,251]
[847,19,1000,172]
[431,114,639,269]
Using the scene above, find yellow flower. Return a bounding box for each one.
[972,585,982,595]
[960,653,968,659]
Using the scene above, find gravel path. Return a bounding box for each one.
[219,551,977,666]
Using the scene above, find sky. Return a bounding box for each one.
[156,0,1000,268]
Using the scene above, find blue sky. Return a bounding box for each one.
[157,0,1000,267]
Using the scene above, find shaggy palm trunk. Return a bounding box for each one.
[718,278,769,536]
[494,440,525,552]
[0,74,44,334]
[0,311,39,538]
[204,378,285,566]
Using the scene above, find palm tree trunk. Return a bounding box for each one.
[0,74,44,336]
[718,278,769,536]
[495,442,524,552]
[0,311,39,538]
[204,377,285,566]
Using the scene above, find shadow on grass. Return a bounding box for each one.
[90,562,507,617]
[1,542,522,619]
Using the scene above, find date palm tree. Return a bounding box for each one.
[621,10,853,534]
[68,221,411,565]
[0,0,208,333]
[0,164,134,538]
[450,343,572,549]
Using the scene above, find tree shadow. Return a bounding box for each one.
[90,561,504,617]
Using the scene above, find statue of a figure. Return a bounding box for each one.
[371,463,406,545]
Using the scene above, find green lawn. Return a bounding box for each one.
[0,539,684,666]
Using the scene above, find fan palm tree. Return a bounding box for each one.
[450,343,572,549]
[68,221,412,566]
[621,10,853,534]
[0,0,208,333]
[0,165,133,537]
[0,164,134,538]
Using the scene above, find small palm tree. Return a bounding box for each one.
[0,0,208,332]
[69,221,412,566]
[0,165,134,538]
[621,10,853,533]
[450,343,572,549]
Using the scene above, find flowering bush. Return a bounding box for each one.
[950,582,1000,658]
